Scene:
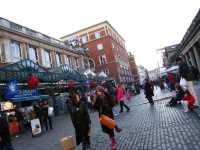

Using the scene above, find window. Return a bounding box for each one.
[28,46,37,62]
[95,32,101,39]
[64,55,70,65]
[104,69,109,75]
[6,40,21,62]
[89,59,95,69]
[42,50,51,68]
[97,43,104,50]
[56,53,62,66]
[75,58,79,69]
[99,55,107,65]
[81,35,88,44]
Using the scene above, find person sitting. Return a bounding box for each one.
[181,90,196,112]
[166,84,185,106]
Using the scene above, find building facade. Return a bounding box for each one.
[128,52,140,84]
[61,21,133,83]
[0,17,92,72]
[160,44,179,67]
[171,9,200,73]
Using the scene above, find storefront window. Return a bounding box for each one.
[6,40,21,62]
[42,49,51,68]
[28,46,37,63]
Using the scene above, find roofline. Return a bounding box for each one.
[60,21,125,41]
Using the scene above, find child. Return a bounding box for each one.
[181,90,196,112]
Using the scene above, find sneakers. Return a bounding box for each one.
[111,138,117,150]
[182,109,189,113]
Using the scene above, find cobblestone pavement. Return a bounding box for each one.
[13,91,200,150]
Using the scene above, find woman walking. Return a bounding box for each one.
[68,93,91,150]
[117,84,130,113]
[93,86,122,150]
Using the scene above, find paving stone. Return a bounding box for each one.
[13,90,200,150]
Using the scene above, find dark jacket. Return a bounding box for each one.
[0,116,11,146]
[179,62,193,81]
[144,81,154,97]
[94,92,115,135]
[174,89,185,102]
[68,101,91,145]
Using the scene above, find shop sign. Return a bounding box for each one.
[0,101,14,111]
[5,79,39,99]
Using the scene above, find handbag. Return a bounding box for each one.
[180,78,187,90]
[99,115,116,129]
[48,107,54,117]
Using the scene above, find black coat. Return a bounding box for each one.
[0,116,11,146]
[94,92,115,135]
[174,89,185,102]
[144,81,154,97]
[179,63,189,80]
[68,101,91,145]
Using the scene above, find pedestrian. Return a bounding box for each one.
[68,93,91,150]
[0,114,14,150]
[93,86,122,150]
[166,84,185,106]
[117,84,130,113]
[167,73,176,91]
[181,90,196,112]
[33,103,43,128]
[41,102,53,131]
[176,57,198,105]
[144,79,154,105]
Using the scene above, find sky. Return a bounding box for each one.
[0,0,199,70]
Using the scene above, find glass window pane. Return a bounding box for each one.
[56,53,61,66]
[9,40,21,62]
[43,50,51,67]
[81,36,87,44]
[95,32,100,39]
[97,43,103,50]
[28,46,37,62]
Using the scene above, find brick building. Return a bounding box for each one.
[0,17,93,72]
[128,52,140,84]
[61,21,133,83]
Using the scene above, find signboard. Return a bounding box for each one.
[31,118,41,136]
[0,101,14,111]
[5,79,39,100]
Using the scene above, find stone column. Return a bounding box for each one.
[189,49,196,67]
[193,45,200,72]
[36,47,43,65]
[185,52,190,66]
[20,42,28,59]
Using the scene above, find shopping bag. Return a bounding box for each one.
[180,78,187,90]
[60,136,75,150]
[99,115,116,129]
[48,107,54,117]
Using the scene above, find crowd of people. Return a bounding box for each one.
[66,83,131,150]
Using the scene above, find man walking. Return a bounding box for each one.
[144,79,154,105]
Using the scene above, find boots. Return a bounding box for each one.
[111,137,117,150]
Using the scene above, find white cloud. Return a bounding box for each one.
[0,0,199,70]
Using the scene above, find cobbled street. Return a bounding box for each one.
[13,89,200,150]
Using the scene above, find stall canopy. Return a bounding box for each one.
[0,59,87,83]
